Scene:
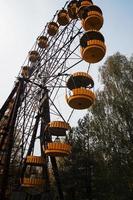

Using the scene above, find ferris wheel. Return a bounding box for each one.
[0,0,106,199]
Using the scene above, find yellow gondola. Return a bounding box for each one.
[66,72,95,109]
[20,155,45,188]
[21,66,30,78]
[45,142,72,157]
[81,5,103,31]
[80,30,106,63]
[28,51,40,63]
[66,72,94,90]
[21,178,45,187]
[25,155,45,166]
[57,9,70,26]
[47,121,70,136]
[47,22,59,36]
[77,0,93,19]
[37,36,48,49]
[67,0,78,19]
[66,88,95,109]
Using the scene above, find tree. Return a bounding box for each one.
[58,53,133,200]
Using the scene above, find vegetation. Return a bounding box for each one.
[57,53,133,200]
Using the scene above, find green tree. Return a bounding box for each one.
[58,53,133,200]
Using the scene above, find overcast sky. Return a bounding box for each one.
[0,0,133,124]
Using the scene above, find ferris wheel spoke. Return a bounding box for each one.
[33,28,81,77]
[49,98,66,122]
[45,45,81,86]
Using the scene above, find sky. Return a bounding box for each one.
[0,0,133,125]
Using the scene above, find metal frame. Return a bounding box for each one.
[0,1,86,199]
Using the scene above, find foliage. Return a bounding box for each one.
[57,53,133,200]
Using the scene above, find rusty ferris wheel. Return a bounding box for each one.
[0,0,106,199]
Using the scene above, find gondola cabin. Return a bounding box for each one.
[80,30,106,63]
[47,22,59,36]
[81,5,103,31]
[77,0,93,19]
[21,66,30,78]
[28,51,40,63]
[57,9,70,26]
[45,142,72,157]
[47,121,70,136]
[37,36,49,49]
[66,72,95,109]
[67,0,78,19]
[25,156,45,166]
[21,155,45,188]
[21,178,45,187]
